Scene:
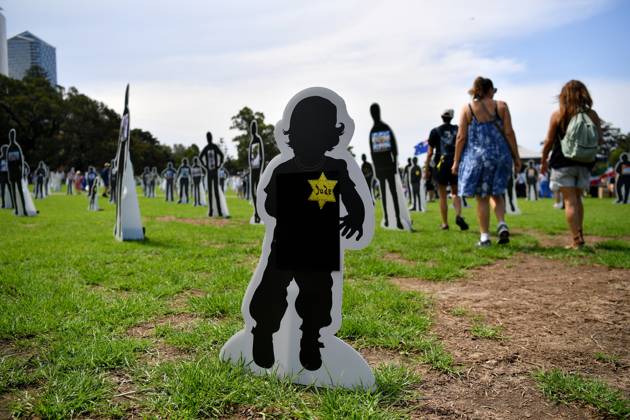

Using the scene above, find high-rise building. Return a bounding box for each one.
[0,8,8,76]
[8,31,57,85]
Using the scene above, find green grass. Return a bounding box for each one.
[1,190,628,417]
[534,369,630,419]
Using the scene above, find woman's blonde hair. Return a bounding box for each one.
[558,80,593,129]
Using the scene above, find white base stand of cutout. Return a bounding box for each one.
[115,157,144,241]
[380,173,412,230]
[208,183,229,217]
[3,187,12,208]
[15,178,37,216]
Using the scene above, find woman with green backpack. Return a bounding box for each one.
[541,80,603,249]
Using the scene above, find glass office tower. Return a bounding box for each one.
[8,31,57,85]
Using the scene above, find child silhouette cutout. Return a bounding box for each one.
[221,87,375,389]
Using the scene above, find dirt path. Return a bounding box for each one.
[389,254,629,419]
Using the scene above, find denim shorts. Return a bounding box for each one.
[550,166,590,191]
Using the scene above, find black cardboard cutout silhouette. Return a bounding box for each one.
[142,167,151,198]
[249,120,265,224]
[6,129,37,216]
[177,158,192,204]
[191,157,206,206]
[149,167,158,198]
[403,158,412,205]
[504,167,521,214]
[221,87,376,389]
[409,157,424,212]
[113,85,144,241]
[199,132,229,217]
[86,166,100,211]
[0,144,12,208]
[368,103,412,230]
[360,153,375,201]
[525,160,538,201]
[616,152,630,204]
[161,161,176,202]
[34,161,46,199]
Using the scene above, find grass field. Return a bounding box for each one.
[1,190,629,419]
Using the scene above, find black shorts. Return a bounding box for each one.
[436,157,457,186]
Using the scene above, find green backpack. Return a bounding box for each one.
[561,112,598,163]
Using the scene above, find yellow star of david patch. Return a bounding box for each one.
[308,172,337,209]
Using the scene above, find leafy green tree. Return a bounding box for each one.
[230,107,278,170]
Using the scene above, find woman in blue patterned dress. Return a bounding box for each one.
[452,77,521,247]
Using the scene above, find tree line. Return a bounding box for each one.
[0,67,278,174]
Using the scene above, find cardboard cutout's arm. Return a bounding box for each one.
[390,129,398,163]
[339,162,364,241]
[259,138,265,170]
[199,147,208,167]
[264,171,277,218]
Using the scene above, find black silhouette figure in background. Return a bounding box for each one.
[86,166,98,209]
[161,162,176,202]
[526,160,539,200]
[249,120,265,223]
[360,154,374,200]
[108,160,116,203]
[177,158,192,204]
[150,167,158,198]
[142,167,151,197]
[410,157,423,211]
[249,95,365,371]
[0,145,10,208]
[43,162,50,197]
[615,153,630,204]
[67,167,76,195]
[506,169,517,212]
[199,132,225,217]
[403,158,412,205]
[369,103,403,229]
[6,129,27,215]
[191,157,205,206]
[34,161,47,199]
[219,166,229,192]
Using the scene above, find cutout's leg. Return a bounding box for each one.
[378,174,389,226]
[249,258,293,368]
[294,271,333,371]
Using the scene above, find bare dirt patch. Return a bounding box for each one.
[514,228,622,249]
[390,254,629,419]
[127,313,201,339]
[156,215,231,227]
[169,288,206,310]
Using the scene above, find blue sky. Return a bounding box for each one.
[3,0,630,160]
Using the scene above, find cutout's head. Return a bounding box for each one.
[413,157,418,164]
[89,166,95,172]
[167,161,173,168]
[192,156,200,165]
[370,103,381,122]
[250,120,258,136]
[152,166,157,171]
[528,160,534,167]
[206,132,213,144]
[361,153,367,162]
[182,158,189,165]
[283,95,345,157]
[38,161,45,168]
[621,153,629,162]
[8,129,16,144]
[407,158,412,164]
[144,167,149,172]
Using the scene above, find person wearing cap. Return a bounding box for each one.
[452,77,521,247]
[425,109,469,230]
